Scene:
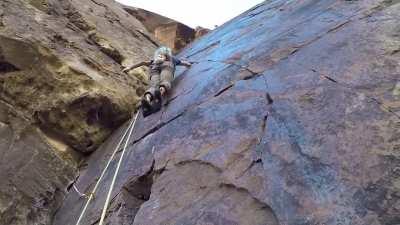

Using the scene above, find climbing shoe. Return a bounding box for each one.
[151,89,162,112]
[141,90,162,117]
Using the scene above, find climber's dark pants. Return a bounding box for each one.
[144,62,174,98]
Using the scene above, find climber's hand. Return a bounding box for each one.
[189,61,200,65]
[180,60,193,68]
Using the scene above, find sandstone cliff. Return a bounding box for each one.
[122,6,202,53]
[53,0,400,225]
[0,0,157,224]
[2,0,400,225]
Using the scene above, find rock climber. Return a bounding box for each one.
[123,46,192,116]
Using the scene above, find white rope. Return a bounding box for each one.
[98,112,139,225]
[75,113,138,225]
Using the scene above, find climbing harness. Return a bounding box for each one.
[75,112,139,225]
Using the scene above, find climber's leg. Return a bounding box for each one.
[141,72,162,117]
[141,70,165,117]
[159,67,174,97]
[143,72,160,100]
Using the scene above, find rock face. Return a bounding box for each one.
[195,26,211,39]
[1,1,393,225]
[154,22,195,53]
[0,0,157,224]
[53,0,400,225]
[0,101,79,225]
[122,6,196,53]
[0,0,157,153]
[121,6,175,34]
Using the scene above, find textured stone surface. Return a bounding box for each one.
[55,0,400,225]
[0,100,79,225]
[0,0,156,153]
[0,0,157,224]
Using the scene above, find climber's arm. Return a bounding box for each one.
[179,60,193,67]
[174,57,192,68]
[123,61,152,73]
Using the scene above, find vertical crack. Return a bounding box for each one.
[90,160,155,225]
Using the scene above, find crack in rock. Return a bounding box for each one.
[312,69,400,120]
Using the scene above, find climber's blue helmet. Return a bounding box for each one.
[153,46,172,64]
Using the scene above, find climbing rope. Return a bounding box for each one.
[98,112,139,225]
[75,112,139,225]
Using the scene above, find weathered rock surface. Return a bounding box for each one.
[0,0,157,153]
[0,0,157,224]
[55,0,400,225]
[0,100,79,225]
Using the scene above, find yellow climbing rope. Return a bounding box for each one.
[75,112,139,225]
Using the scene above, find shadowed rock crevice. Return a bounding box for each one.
[88,32,125,65]
[0,61,20,73]
[101,162,155,225]
[0,46,21,74]
[131,110,185,145]
[34,94,129,152]
[124,162,154,203]
[214,83,235,97]
[175,159,223,173]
